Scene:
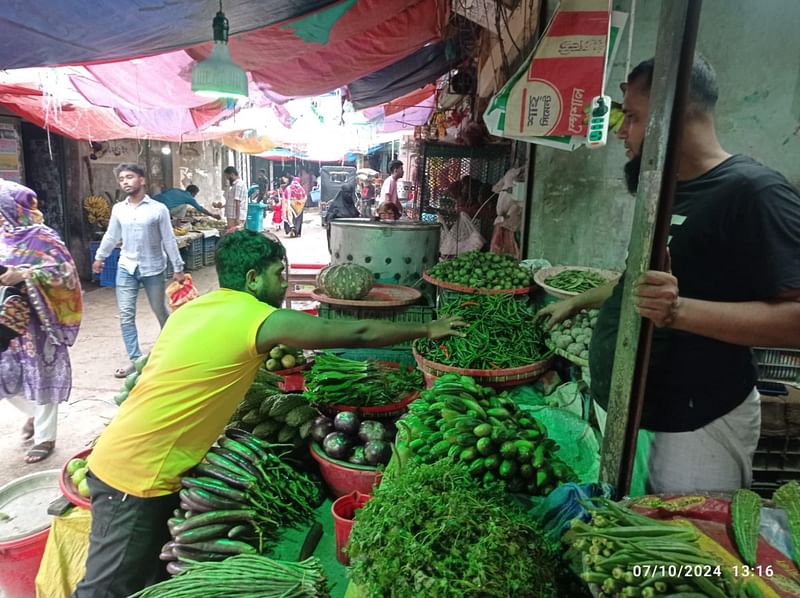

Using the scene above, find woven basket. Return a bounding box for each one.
[422,272,533,295]
[545,338,589,367]
[412,347,553,389]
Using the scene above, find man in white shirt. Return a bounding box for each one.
[93,164,185,378]
[223,166,249,229]
[378,160,404,220]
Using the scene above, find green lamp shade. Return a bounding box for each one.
[191,42,248,99]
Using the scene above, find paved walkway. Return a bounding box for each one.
[0,215,329,487]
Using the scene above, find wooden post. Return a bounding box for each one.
[600,0,703,496]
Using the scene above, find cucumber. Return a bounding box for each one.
[476,437,494,456]
[499,441,517,459]
[447,444,462,459]
[408,438,425,451]
[520,463,534,480]
[428,431,444,445]
[469,458,486,476]
[498,459,518,479]
[473,423,492,438]
[456,433,477,447]
[483,454,501,471]
[486,407,511,419]
[482,470,497,485]
[459,447,478,463]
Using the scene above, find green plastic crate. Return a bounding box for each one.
[325,347,415,367]
[317,303,435,349]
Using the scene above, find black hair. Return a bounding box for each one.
[215,229,286,291]
[224,166,239,176]
[388,160,403,174]
[626,54,719,114]
[114,163,145,177]
[185,184,199,195]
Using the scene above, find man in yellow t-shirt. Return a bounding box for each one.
[73,229,465,598]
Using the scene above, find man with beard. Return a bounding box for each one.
[74,229,466,598]
[93,163,185,379]
[538,56,800,493]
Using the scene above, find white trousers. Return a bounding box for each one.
[648,387,761,494]
[6,396,58,445]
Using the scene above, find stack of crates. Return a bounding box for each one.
[88,241,120,288]
[317,301,435,363]
[180,237,204,272]
[751,347,800,497]
[203,236,219,266]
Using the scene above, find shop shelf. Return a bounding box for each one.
[753,347,800,383]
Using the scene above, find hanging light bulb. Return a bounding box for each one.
[191,1,248,100]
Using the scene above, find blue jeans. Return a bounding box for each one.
[115,266,169,360]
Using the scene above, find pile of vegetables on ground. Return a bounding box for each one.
[414,294,551,370]
[396,374,576,495]
[312,411,394,467]
[264,344,307,371]
[316,262,374,300]
[347,460,565,597]
[304,352,423,407]
[547,308,599,362]
[160,429,322,574]
[544,269,608,294]
[426,250,532,290]
[227,368,319,450]
[113,354,149,406]
[131,555,329,598]
[565,497,763,598]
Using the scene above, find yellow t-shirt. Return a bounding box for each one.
[88,289,275,497]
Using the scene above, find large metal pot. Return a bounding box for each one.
[329,219,440,286]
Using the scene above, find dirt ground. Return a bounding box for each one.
[0,213,329,487]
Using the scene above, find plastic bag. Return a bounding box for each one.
[166,273,199,311]
[439,211,484,256]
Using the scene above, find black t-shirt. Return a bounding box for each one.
[590,155,800,432]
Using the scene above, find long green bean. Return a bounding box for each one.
[544,269,606,293]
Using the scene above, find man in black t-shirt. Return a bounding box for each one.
[538,56,800,493]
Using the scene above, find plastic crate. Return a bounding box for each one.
[753,347,800,383]
[181,238,204,272]
[317,303,435,349]
[326,347,415,367]
[203,236,219,266]
[89,242,120,287]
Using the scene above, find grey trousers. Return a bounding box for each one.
[72,472,179,598]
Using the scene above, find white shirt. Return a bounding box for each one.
[225,178,249,221]
[96,195,184,277]
[381,177,399,205]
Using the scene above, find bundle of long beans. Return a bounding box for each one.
[304,352,422,406]
[415,294,551,370]
[130,555,329,598]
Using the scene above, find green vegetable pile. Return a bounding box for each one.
[130,555,329,597]
[544,269,607,294]
[160,429,322,573]
[396,374,576,495]
[415,294,551,369]
[347,460,561,597]
[773,481,800,568]
[548,309,598,361]
[304,352,423,406]
[566,498,756,598]
[229,392,319,449]
[426,250,532,290]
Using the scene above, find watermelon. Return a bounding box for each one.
[316,263,373,300]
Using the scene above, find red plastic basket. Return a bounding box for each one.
[331,491,371,565]
[309,442,382,498]
[412,347,553,389]
[422,271,534,295]
[58,448,92,509]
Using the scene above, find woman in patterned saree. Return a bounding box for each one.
[0,179,83,463]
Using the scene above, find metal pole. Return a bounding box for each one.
[600,0,703,496]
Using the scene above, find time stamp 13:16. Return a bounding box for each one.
[631,564,774,578]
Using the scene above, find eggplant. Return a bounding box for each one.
[364,440,392,466]
[334,411,359,436]
[358,420,386,443]
[310,415,334,443]
[348,446,368,465]
[322,432,353,460]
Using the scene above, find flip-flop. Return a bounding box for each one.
[25,441,55,464]
[114,363,135,379]
[21,417,34,442]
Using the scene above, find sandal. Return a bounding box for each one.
[25,441,55,464]
[21,417,34,442]
[114,363,135,379]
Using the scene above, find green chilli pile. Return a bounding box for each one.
[426,250,532,290]
[544,269,607,294]
[414,294,551,370]
[160,429,322,574]
[396,374,576,495]
[130,555,329,598]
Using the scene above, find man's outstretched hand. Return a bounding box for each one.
[426,316,468,340]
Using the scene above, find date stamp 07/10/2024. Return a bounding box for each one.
[631,564,775,578]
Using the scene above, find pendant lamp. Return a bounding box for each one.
[191,1,248,99]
